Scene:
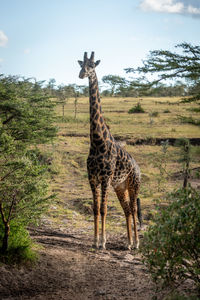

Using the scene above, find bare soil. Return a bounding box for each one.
[61,133,200,146]
[0,225,197,300]
[0,226,155,300]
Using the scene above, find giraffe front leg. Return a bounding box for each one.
[94,214,100,249]
[101,215,106,249]
[100,182,109,249]
[90,182,100,249]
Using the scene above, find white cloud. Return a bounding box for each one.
[0,30,8,47]
[139,0,200,17]
[140,0,184,13]
[187,4,200,14]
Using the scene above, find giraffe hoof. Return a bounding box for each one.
[135,241,140,249]
[92,243,99,249]
[127,244,134,250]
[127,242,139,250]
[99,244,106,250]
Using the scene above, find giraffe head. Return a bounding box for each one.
[78,52,100,79]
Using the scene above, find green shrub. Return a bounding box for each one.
[163,109,171,113]
[0,220,37,264]
[0,133,54,260]
[187,107,200,113]
[150,111,159,117]
[141,187,200,291]
[179,116,200,126]
[128,102,145,114]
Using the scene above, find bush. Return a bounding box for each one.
[150,111,159,117]
[0,220,37,264]
[0,133,54,259]
[128,102,145,113]
[163,109,171,113]
[141,187,200,291]
[187,107,200,113]
[179,116,200,126]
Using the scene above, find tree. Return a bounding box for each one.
[77,85,89,97]
[0,75,57,144]
[0,75,57,258]
[125,42,200,102]
[56,85,67,119]
[46,78,56,96]
[102,75,127,96]
[63,84,76,98]
[0,133,52,254]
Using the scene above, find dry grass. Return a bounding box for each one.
[56,96,200,138]
[43,96,200,232]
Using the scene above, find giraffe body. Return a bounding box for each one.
[78,52,141,249]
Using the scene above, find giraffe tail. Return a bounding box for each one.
[137,198,143,228]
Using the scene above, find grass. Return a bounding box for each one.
[57,97,200,139]
[42,96,200,233]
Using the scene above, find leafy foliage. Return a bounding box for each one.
[125,43,200,83]
[0,75,57,260]
[128,102,145,114]
[0,133,54,255]
[0,75,57,144]
[125,43,200,103]
[0,221,37,264]
[141,187,200,291]
[102,75,127,96]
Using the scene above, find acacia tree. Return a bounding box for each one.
[0,75,57,256]
[102,75,127,96]
[0,75,57,143]
[125,42,200,102]
[0,134,53,254]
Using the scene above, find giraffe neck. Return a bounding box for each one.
[88,72,110,148]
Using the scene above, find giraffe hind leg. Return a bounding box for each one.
[114,182,133,250]
[128,176,140,249]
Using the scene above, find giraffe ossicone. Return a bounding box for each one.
[78,52,142,250]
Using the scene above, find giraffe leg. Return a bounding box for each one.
[115,184,133,250]
[128,179,140,249]
[100,182,109,249]
[90,182,100,249]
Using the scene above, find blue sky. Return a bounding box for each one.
[0,0,200,86]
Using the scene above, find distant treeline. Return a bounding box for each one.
[34,76,199,99]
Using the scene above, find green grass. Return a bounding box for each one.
[0,223,38,265]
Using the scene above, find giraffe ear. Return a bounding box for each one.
[78,60,83,67]
[95,60,101,67]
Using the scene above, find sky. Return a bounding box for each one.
[0,0,200,87]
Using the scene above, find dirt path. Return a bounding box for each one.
[0,227,154,300]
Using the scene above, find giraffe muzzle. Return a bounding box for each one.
[79,70,86,79]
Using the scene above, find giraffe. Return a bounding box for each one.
[78,52,141,250]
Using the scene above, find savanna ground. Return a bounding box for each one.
[1,97,200,299]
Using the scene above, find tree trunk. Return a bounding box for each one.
[1,222,10,254]
[74,98,78,120]
[183,163,189,189]
[62,104,65,118]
